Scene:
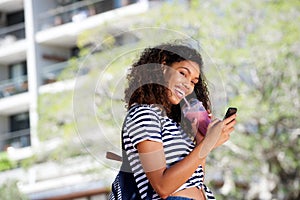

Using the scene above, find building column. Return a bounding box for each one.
[24,0,41,148]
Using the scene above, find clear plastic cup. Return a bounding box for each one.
[182,98,211,136]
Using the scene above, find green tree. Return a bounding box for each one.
[0,180,28,200]
[190,1,300,199]
[39,0,300,199]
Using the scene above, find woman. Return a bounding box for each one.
[122,43,237,199]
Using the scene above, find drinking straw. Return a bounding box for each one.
[183,97,191,108]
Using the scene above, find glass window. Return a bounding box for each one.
[7,112,31,148]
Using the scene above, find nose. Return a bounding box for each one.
[184,76,195,91]
[182,82,189,89]
[182,82,192,93]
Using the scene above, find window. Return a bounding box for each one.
[4,61,28,96]
[10,112,30,131]
[9,61,27,79]
[7,112,30,148]
[6,10,25,39]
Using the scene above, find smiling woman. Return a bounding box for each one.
[109,42,237,200]
[163,60,200,105]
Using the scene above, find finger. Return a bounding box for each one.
[208,118,219,128]
[191,118,198,128]
[211,117,220,124]
[208,111,213,119]
[223,114,237,125]
[209,118,222,129]
[210,114,216,121]
[222,124,235,136]
[191,119,198,136]
[225,117,237,128]
[225,126,235,134]
[192,118,198,125]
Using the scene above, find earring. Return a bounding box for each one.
[161,64,167,74]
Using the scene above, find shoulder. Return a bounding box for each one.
[128,104,165,119]
[124,104,165,147]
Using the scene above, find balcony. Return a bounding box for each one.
[0,22,25,44]
[36,0,148,47]
[0,75,28,98]
[42,61,69,84]
[0,22,26,64]
[42,58,90,85]
[0,0,24,13]
[39,0,111,30]
[0,128,30,151]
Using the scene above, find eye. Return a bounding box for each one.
[191,79,199,86]
[179,71,186,76]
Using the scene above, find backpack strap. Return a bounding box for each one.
[121,105,154,199]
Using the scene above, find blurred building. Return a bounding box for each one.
[0,0,149,199]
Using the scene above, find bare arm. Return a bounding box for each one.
[137,139,206,199]
[137,118,227,198]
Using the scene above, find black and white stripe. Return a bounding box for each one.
[123,104,216,199]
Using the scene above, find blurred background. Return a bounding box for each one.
[0,0,299,199]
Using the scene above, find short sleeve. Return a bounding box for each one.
[126,106,162,148]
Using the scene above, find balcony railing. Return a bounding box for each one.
[0,128,30,151]
[0,22,25,47]
[38,0,138,30]
[0,75,28,98]
[42,60,70,84]
[42,59,90,84]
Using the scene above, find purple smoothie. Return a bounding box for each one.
[183,98,211,136]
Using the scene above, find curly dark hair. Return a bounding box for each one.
[124,43,211,134]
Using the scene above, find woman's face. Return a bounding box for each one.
[164,60,200,105]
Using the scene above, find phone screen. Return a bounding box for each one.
[224,107,237,120]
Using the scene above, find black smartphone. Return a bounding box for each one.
[224,107,237,120]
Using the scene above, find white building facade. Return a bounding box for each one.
[0,0,149,199]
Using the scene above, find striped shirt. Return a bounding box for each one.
[123,104,216,199]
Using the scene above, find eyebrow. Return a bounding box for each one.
[181,66,199,80]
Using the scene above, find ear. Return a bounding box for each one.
[161,62,167,74]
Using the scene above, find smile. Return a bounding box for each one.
[174,87,185,99]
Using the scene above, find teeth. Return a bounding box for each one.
[175,88,185,97]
